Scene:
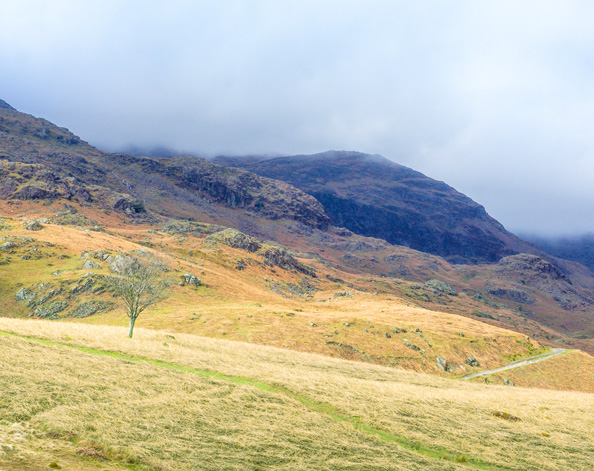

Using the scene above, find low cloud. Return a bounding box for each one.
[1,0,594,236]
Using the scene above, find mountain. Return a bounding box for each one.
[214,151,537,264]
[3,100,594,471]
[0,102,330,233]
[1,100,594,359]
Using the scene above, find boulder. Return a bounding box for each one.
[0,241,16,251]
[24,220,43,231]
[182,273,201,286]
[465,356,480,367]
[82,260,101,270]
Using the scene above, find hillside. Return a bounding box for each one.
[1,99,593,374]
[0,217,547,373]
[1,318,593,471]
[214,152,538,264]
[0,103,330,234]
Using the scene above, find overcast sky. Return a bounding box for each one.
[2,1,594,236]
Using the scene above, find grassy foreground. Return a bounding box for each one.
[0,318,592,470]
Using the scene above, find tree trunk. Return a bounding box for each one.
[128,316,136,338]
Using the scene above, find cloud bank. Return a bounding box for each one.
[1,0,594,235]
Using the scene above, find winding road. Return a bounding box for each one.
[462,348,567,380]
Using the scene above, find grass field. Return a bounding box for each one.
[0,318,592,471]
[0,221,552,377]
[472,349,594,393]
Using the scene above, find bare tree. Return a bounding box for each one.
[103,256,171,338]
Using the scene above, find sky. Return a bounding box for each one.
[1,1,594,237]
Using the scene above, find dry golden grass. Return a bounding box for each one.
[478,350,594,393]
[0,318,592,471]
[1,221,545,376]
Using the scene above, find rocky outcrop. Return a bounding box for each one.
[181,273,201,286]
[23,220,43,231]
[0,163,92,203]
[497,254,570,283]
[487,287,536,305]
[112,195,146,214]
[496,254,594,310]
[206,228,316,277]
[205,228,262,252]
[260,245,316,277]
[161,157,331,230]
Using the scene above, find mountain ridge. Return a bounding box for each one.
[214,152,538,264]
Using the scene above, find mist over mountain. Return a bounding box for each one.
[524,233,594,274]
[117,145,196,159]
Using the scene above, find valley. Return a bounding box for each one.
[0,100,593,470]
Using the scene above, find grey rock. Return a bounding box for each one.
[34,301,68,319]
[404,341,421,351]
[82,260,101,270]
[182,273,201,286]
[465,356,480,367]
[108,255,140,275]
[0,241,16,251]
[37,289,61,305]
[24,221,43,231]
[70,278,95,294]
[68,301,115,318]
[15,288,31,302]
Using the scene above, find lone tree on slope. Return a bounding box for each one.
[103,255,171,338]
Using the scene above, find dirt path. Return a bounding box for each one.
[462,348,567,380]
